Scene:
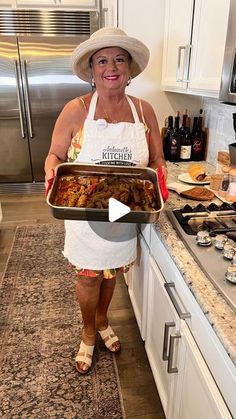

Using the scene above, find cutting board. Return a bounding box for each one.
[167,182,215,201]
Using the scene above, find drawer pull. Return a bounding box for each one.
[164,282,191,319]
[162,322,175,361]
[167,333,181,374]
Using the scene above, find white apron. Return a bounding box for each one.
[63,91,149,270]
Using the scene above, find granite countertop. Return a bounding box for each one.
[153,161,236,367]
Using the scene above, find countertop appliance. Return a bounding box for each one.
[219,0,236,104]
[167,202,236,312]
[0,8,100,192]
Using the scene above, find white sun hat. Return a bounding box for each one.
[71,27,150,82]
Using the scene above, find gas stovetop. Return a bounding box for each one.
[167,203,236,312]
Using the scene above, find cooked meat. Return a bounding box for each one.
[53,174,158,211]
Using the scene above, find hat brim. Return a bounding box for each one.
[71,34,150,82]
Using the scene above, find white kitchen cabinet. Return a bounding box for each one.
[1,0,117,26]
[162,0,194,92]
[58,0,97,8]
[128,233,149,340]
[162,0,230,97]
[146,255,232,419]
[145,256,180,417]
[175,321,232,419]
[0,0,16,7]
[150,226,236,418]
[14,0,98,8]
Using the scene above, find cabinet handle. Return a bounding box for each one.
[162,321,175,361]
[167,333,181,374]
[176,46,185,82]
[176,44,192,83]
[182,44,192,83]
[164,282,191,319]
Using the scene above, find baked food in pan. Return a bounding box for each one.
[53,174,158,211]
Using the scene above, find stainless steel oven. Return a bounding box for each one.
[219,0,236,104]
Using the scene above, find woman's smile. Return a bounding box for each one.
[103,74,120,84]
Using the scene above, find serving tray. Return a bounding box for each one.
[47,163,164,223]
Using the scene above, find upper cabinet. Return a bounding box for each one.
[0,0,99,9]
[0,0,117,25]
[162,0,230,98]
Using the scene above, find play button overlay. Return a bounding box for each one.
[108,197,130,222]
[87,198,137,242]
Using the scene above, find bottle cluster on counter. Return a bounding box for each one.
[163,109,206,162]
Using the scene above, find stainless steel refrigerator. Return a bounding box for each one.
[0,9,99,189]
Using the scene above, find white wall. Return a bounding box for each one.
[202,98,236,165]
[118,0,235,165]
[118,0,201,130]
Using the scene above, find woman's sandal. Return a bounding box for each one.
[98,325,121,353]
[75,341,95,374]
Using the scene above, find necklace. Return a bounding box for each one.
[103,107,118,124]
[100,97,126,124]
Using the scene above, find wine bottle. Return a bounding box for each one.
[163,115,173,160]
[191,111,205,161]
[180,116,192,161]
[180,109,188,135]
[169,112,181,162]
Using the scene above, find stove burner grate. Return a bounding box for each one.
[173,202,236,237]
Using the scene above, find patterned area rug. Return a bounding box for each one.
[0,223,125,419]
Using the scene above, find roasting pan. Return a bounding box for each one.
[47,163,164,223]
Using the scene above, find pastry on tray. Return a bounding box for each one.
[188,163,207,182]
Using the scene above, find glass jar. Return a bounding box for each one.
[226,167,236,202]
[218,165,230,197]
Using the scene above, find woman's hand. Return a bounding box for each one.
[156,165,169,202]
[45,168,55,197]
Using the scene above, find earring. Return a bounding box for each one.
[127,76,132,86]
[91,78,96,88]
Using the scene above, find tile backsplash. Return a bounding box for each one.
[203,98,236,165]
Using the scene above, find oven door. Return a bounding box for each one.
[219,0,236,104]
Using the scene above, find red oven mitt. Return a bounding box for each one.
[45,169,55,197]
[156,166,169,202]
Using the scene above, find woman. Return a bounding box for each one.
[45,27,167,374]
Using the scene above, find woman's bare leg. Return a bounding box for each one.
[76,274,103,372]
[96,276,121,352]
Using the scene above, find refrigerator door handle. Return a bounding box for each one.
[14,60,26,139]
[22,59,33,138]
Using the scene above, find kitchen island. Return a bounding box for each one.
[128,160,236,419]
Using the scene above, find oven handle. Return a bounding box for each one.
[182,210,235,218]
[164,282,191,319]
